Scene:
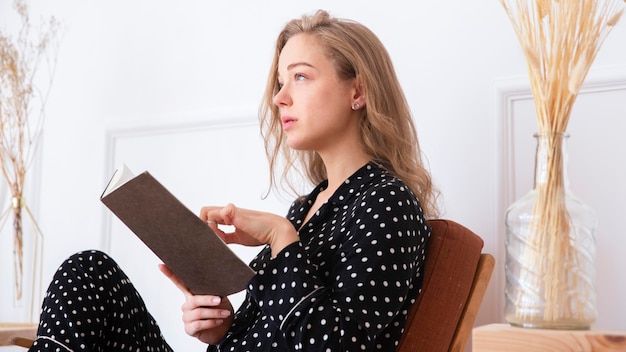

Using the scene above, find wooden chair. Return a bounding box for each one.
[398,219,495,352]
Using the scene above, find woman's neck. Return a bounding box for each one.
[320,152,369,195]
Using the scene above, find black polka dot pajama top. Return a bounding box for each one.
[210,163,431,351]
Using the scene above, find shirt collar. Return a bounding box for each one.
[307,162,386,206]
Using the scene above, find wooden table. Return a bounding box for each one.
[473,324,626,352]
[0,324,37,348]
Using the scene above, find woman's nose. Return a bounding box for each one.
[273,85,291,107]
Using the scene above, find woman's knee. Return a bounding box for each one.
[51,249,126,287]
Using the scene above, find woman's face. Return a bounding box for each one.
[273,34,361,154]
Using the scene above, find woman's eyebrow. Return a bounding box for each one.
[287,62,315,71]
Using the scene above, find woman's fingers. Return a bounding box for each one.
[199,206,223,223]
[182,304,231,322]
[185,318,225,337]
[182,294,223,310]
[181,295,234,342]
[199,203,297,250]
[200,204,237,226]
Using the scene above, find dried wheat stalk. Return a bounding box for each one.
[0,0,60,301]
[500,0,624,324]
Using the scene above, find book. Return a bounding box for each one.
[100,164,255,297]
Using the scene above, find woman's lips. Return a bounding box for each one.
[282,116,297,130]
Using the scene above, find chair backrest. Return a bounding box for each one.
[397,219,495,352]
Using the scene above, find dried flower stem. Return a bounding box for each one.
[0,0,60,301]
[500,0,624,323]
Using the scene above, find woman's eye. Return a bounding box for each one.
[277,82,284,90]
[295,73,306,81]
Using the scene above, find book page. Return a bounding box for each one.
[102,164,135,197]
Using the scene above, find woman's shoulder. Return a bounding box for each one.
[358,163,417,200]
[349,164,429,236]
[343,164,424,220]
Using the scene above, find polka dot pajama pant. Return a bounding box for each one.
[28,250,173,352]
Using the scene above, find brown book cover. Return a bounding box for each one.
[100,165,255,297]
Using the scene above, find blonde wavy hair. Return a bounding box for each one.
[259,10,439,218]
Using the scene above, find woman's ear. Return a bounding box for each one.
[351,78,366,109]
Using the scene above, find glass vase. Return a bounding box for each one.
[504,133,597,329]
[0,196,44,325]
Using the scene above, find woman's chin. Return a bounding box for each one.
[285,139,306,151]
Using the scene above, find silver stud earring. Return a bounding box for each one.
[351,102,360,110]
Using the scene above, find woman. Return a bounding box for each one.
[29,9,438,352]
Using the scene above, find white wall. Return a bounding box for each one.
[1,1,625,350]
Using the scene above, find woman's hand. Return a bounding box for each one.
[200,203,299,257]
[159,264,234,345]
